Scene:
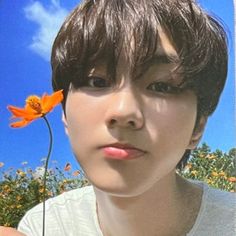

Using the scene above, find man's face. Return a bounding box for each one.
[64,31,201,197]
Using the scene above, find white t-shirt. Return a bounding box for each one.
[18,182,236,236]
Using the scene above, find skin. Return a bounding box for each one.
[63,30,206,236]
[0,227,26,236]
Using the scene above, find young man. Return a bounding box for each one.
[2,0,235,235]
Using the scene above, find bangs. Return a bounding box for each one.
[52,0,163,91]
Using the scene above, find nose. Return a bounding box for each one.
[105,88,144,130]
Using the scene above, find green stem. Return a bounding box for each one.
[42,116,53,236]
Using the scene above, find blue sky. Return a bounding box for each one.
[0,0,235,171]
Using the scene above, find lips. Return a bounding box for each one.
[101,143,146,160]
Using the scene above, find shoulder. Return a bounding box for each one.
[190,180,235,210]
[18,186,99,235]
[204,185,235,212]
[189,182,236,236]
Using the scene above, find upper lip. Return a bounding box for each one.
[100,142,146,152]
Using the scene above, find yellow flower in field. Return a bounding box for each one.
[219,171,226,177]
[205,154,215,159]
[191,170,198,176]
[3,185,8,189]
[39,188,44,193]
[47,191,53,197]
[207,179,213,184]
[16,195,22,201]
[211,171,219,177]
[3,185,11,193]
[185,163,192,169]
[17,169,26,177]
[0,162,4,167]
[16,204,22,209]
[208,154,216,159]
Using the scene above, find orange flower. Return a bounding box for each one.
[72,170,81,176]
[228,177,236,182]
[64,162,71,171]
[8,90,63,128]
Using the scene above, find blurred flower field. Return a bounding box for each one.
[0,160,89,228]
[177,143,236,191]
[0,143,235,228]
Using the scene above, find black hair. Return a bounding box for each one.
[51,0,228,169]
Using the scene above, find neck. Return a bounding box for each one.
[94,173,202,236]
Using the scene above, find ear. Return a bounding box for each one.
[188,116,207,149]
[62,112,69,136]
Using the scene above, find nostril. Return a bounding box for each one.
[110,119,117,126]
[128,120,135,127]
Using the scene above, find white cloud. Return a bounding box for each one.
[24,0,69,61]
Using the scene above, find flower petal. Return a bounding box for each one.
[8,105,42,120]
[64,162,71,171]
[10,119,32,128]
[41,90,63,113]
[8,106,34,118]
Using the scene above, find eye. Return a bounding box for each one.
[147,82,182,94]
[87,76,111,88]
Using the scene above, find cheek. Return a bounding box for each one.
[145,94,197,150]
[64,92,108,156]
[65,94,92,150]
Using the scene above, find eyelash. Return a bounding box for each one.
[77,76,111,89]
[81,76,182,94]
[147,82,182,94]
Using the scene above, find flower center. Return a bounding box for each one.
[26,96,42,113]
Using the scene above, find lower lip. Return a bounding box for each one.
[102,147,145,160]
